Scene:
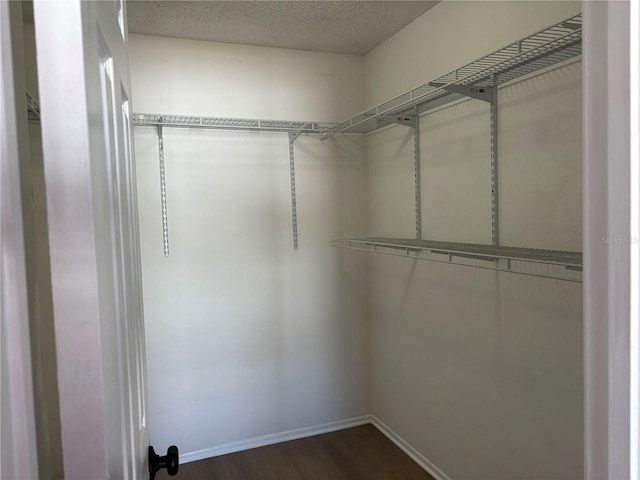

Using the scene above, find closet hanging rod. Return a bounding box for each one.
[133,113,337,135]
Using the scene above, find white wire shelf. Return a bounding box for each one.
[26,91,40,121]
[133,113,337,134]
[328,13,582,135]
[332,238,582,283]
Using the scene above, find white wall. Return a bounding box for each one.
[129,36,370,457]
[364,1,583,479]
[130,35,363,122]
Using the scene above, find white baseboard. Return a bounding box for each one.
[180,415,373,464]
[180,413,452,480]
[370,416,453,480]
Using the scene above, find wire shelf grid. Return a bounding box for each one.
[133,113,337,134]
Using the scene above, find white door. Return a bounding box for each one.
[33,1,149,479]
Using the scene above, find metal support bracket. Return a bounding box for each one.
[158,123,170,256]
[381,114,415,128]
[489,81,499,245]
[364,112,415,128]
[288,130,302,250]
[431,78,499,245]
[560,21,581,30]
[429,82,494,103]
[429,79,499,244]
[290,130,302,143]
[412,106,422,239]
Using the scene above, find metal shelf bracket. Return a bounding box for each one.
[377,114,416,128]
[288,130,303,250]
[561,20,581,30]
[26,91,40,121]
[413,107,422,239]
[428,79,499,245]
[157,123,170,257]
[489,80,499,246]
[289,130,303,143]
[428,82,494,103]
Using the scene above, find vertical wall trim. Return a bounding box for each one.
[583,3,609,477]
[630,0,640,475]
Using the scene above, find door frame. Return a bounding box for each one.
[583,0,639,478]
[0,1,39,479]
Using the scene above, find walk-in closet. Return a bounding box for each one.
[10,1,627,479]
[130,2,583,479]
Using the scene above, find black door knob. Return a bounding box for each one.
[149,445,179,479]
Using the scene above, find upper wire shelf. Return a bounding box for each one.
[132,14,581,138]
[328,13,582,136]
[133,113,337,134]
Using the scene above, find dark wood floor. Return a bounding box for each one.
[156,424,435,480]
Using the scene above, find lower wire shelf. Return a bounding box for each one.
[332,237,582,283]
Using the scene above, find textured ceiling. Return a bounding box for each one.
[126,1,438,55]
